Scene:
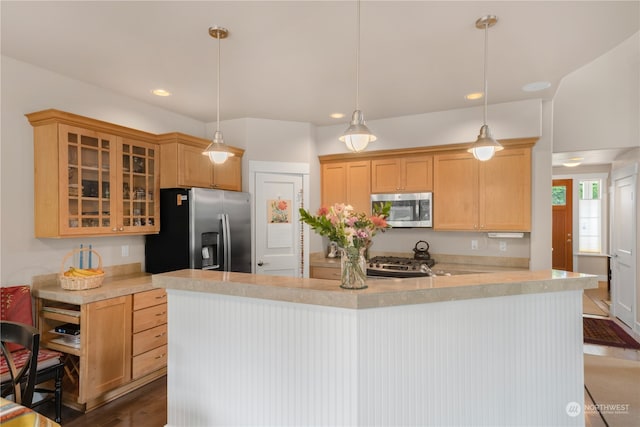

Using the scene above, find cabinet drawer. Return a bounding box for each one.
[133,303,167,333]
[133,324,167,356]
[132,344,167,379]
[310,266,341,280]
[133,288,167,311]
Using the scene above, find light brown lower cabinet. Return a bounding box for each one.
[36,287,167,412]
[132,288,168,379]
[310,266,341,280]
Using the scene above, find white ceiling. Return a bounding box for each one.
[2,1,639,164]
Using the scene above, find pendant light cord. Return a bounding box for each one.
[216,31,221,133]
[482,21,489,126]
[355,0,361,110]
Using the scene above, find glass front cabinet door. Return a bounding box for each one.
[119,138,159,234]
[60,125,159,236]
[62,124,116,235]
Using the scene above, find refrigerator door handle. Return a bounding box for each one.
[222,213,231,271]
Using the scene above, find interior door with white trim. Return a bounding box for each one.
[255,172,303,277]
[611,172,636,327]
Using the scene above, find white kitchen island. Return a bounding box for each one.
[152,269,597,427]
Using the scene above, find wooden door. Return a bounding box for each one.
[403,155,433,192]
[371,158,400,193]
[552,179,573,271]
[81,296,132,402]
[346,161,371,214]
[212,155,242,191]
[433,152,478,230]
[321,162,346,208]
[179,144,213,188]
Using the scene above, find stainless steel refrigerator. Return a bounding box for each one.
[145,188,251,274]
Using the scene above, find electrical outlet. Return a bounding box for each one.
[121,245,129,257]
[499,241,507,252]
[471,240,478,250]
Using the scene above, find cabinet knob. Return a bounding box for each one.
[112,228,117,232]
[119,227,124,231]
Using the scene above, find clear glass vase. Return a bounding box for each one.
[340,246,368,290]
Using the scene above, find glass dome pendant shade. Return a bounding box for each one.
[202,26,234,165]
[467,15,503,162]
[203,130,233,164]
[339,110,377,152]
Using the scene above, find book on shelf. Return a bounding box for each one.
[54,322,80,335]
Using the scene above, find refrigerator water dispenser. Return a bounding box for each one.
[201,231,219,270]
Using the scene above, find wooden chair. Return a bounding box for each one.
[1,286,64,423]
[1,320,40,407]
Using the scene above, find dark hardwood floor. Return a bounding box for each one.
[36,376,167,427]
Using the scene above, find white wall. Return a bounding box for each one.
[316,99,542,155]
[0,56,207,285]
[315,99,544,263]
[208,117,315,193]
[553,32,639,152]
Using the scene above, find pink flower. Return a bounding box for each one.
[370,216,387,228]
[317,206,329,216]
[277,200,288,211]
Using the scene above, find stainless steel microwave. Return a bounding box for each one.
[371,192,432,228]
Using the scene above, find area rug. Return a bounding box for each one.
[583,317,640,349]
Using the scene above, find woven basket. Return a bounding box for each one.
[59,247,105,290]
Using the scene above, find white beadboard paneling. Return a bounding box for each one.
[166,289,584,426]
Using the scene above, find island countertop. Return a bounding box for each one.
[152,268,597,309]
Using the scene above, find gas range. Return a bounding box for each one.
[367,256,436,278]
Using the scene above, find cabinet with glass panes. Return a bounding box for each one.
[27,109,160,237]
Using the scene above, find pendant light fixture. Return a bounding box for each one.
[203,26,234,165]
[467,15,503,161]
[339,0,376,152]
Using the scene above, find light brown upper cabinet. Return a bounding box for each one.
[157,133,243,192]
[371,155,433,193]
[27,110,160,237]
[321,160,371,214]
[433,147,532,231]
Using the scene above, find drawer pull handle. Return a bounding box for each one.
[156,312,166,316]
[155,295,167,299]
[155,333,166,338]
[155,354,166,360]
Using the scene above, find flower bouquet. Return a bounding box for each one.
[299,203,390,289]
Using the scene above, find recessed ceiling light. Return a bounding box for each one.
[522,81,551,92]
[465,92,484,101]
[562,157,583,167]
[330,113,345,119]
[152,88,171,97]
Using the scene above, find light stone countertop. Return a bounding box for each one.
[152,268,597,309]
[31,272,154,304]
